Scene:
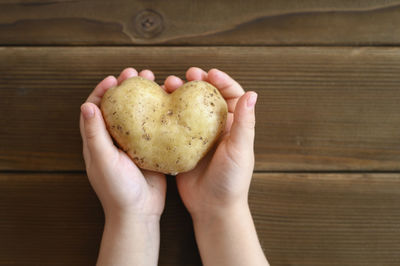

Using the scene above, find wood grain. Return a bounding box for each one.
[1,47,399,171]
[250,173,400,266]
[0,173,399,265]
[0,173,201,266]
[1,0,400,45]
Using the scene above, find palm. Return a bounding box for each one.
[176,133,252,213]
[108,150,166,214]
[81,68,167,217]
[162,67,254,214]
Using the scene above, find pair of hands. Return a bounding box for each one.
[79,67,265,265]
[79,67,257,222]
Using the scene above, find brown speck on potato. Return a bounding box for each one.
[166,146,171,151]
[111,125,115,129]
[210,102,215,106]
[161,115,166,124]
[176,157,180,164]
[125,131,130,135]
[142,121,146,126]
[117,125,122,131]
[203,138,208,145]
[142,133,151,141]
[167,110,173,116]
[112,111,116,115]
[133,150,137,154]
[213,89,217,94]
[199,137,203,140]
[189,141,191,145]
[156,163,160,168]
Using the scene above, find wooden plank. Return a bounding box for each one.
[250,173,400,266]
[0,0,400,45]
[0,47,399,171]
[0,173,399,265]
[0,173,201,266]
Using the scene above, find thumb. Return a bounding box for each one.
[228,91,257,154]
[81,102,116,162]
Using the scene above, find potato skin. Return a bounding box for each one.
[101,76,227,175]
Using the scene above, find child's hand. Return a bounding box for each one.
[163,67,268,265]
[164,67,256,217]
[79,68,165,266]
[80,67,166,219]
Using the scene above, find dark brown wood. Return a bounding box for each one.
[1,0,400,45]
[1,47,399,171]
[1,173,399,265]
[250,173,400,266]
[0,173,201,266]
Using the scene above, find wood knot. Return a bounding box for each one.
[133,9,164,39]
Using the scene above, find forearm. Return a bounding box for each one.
[97,213,160,266]
[192,204,269,266]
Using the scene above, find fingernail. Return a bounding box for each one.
[247,92,258,108]
[81,104,94,120]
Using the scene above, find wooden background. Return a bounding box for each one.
[1,0,400,265]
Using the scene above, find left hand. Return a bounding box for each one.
[161,68,268,266]
[162,67,256,218]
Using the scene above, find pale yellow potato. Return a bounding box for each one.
[101,76,228,175]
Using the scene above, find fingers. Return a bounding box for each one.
[117,67,138,84]
[228,91,257,154]
[186,67,244,113]
[164,75,184,93]
[79,114,90,158]
[81,102,116,163]
[87,67,155,106]
[119,68,156,83]
[186,67,208,81]
[207,69,244,112]
[139,69,155,81]
[224,112,234,133]
[87,76,118,106]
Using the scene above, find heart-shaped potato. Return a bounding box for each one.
[101,76,227,175]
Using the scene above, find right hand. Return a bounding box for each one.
[79,68,166,221]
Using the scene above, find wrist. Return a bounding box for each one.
[98,209,161,266]
[105,210,161,227]
[191,203,268,266]
[191,201,250,228]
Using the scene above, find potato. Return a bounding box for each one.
[101,76,228,175]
